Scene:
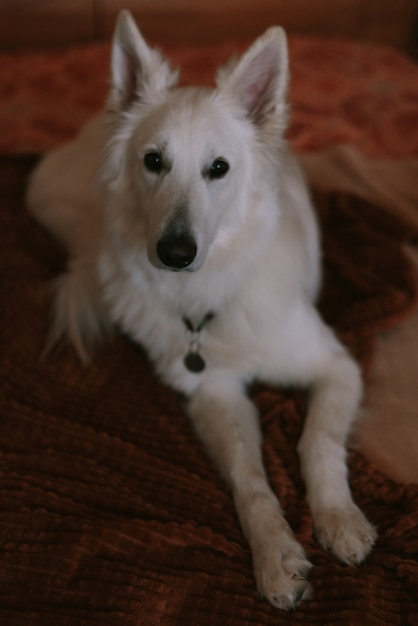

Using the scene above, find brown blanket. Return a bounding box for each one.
[1,36,418,159]
[1,155,417,625]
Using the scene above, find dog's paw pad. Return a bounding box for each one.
[314,505,377,565]
[268,578,313,611]
[259,557,313,610]
[253,532,313,610]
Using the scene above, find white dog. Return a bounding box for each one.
[27,11,376,609]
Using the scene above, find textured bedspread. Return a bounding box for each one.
[1,33,418,625]
[1,156,418,625]
[1,36,418,158]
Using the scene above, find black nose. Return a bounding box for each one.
[157,229,197,269]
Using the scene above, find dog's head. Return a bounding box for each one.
[103,11,289,272]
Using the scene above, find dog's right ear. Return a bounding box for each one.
[110,10,178,110]
[216,27,289,133]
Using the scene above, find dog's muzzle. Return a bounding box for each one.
[156,223,197,270]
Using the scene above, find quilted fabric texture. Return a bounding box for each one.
[1,33,418,625]
[1,156,418,625]
[1,36,418,158]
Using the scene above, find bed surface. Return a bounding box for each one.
[1,34,418,625]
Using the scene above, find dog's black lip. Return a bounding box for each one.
[151,259,195,273]
[161,266,196,273]
[150,257,200,272]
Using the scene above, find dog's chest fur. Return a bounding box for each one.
[98,201,313,395]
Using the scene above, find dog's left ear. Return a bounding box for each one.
[217,27,289,128]
[110,10,178,110]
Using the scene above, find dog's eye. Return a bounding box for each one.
[144,152,163,174]
[209,158,229,180]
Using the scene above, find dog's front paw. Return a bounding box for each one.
[314,504,377,565]
[252,523,313,610]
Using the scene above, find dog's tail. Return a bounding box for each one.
[45,256,111,365]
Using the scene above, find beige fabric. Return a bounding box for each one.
[300,146,418,484]
[300,146,418,230]
[359,268,418,485]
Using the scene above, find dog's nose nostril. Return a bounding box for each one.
[157,233,197,269]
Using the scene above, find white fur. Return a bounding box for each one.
[27,11,376,609]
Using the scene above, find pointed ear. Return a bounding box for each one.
[110,10,178,110]
[217,27,289,128]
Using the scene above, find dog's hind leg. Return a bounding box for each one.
[188,372,313,610]
[296,326,377,564]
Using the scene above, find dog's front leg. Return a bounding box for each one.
[188,374,312,610]
[297,347,377,564]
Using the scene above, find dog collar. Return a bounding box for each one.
[182,312,214,373]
